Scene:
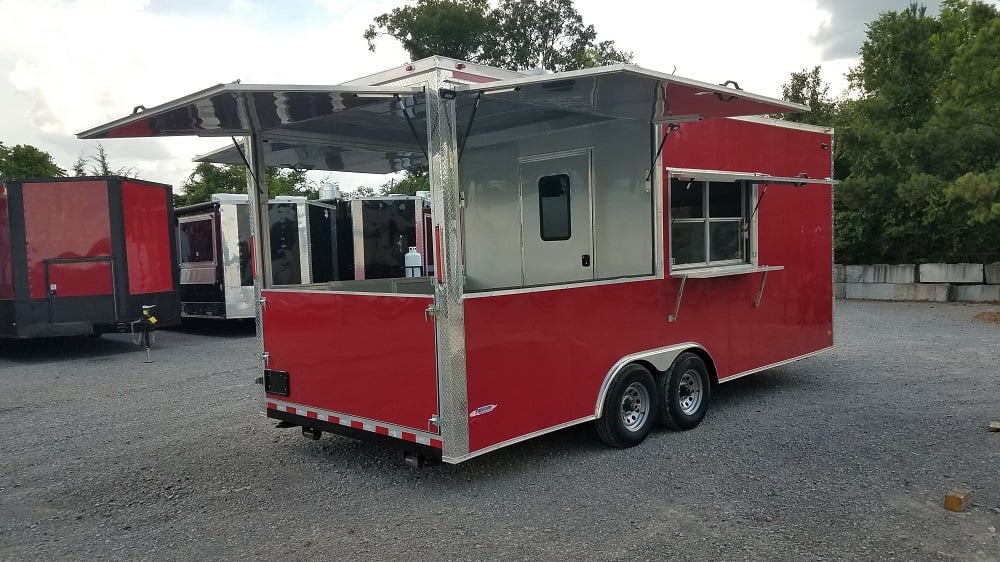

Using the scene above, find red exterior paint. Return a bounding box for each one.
[261,291,438,432]
[462,118,833,453]
[47,261,114,296]
[0,184,12,299]
[22,181,112,299]
[258,118,832,457]
[663,83,803,119]
[121,180,173,294]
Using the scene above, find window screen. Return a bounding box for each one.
[179,218,215,264]
[538,174,571,241]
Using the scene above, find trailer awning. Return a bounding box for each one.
[77,83,426,139]
[458,64,807,123]
[194,140,425,174]
[668,168,836,185]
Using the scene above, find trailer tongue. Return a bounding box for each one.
[79,57,833,465]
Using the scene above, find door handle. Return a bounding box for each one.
[581,254,591,267]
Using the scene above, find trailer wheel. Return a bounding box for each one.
[596,364,658,448]
[657,352,711,431]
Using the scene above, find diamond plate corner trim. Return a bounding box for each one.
[245,133,270,402]
[426,71,470,461]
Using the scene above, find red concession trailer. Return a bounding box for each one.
[0,176,180,338]
[79,57,834,464]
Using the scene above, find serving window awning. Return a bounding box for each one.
[77,83,426,139]
[458,64,807,123]
[668,168,835,186]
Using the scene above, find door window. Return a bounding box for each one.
[179,218,215,264]
[538,174,572,241]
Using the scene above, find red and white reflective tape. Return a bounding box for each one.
[267,399,443,449]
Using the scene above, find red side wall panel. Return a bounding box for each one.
[464,118,833,453]
[0,184,12,299]
[121,180,173,294]
[47,261,114,296]
[261,291,438,432]
[22,181,112,299]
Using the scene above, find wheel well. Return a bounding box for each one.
[681,347,719,386]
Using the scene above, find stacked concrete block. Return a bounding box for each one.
[838,263,1000,303]
[845,283,950,302]
[918,263,984,284]
[985,263,1000,285]
[952,285,1000,303]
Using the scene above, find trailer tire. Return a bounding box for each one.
[596,364,658,448]
[657,352,711,431]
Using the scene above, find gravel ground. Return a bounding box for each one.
[1,301,998,561]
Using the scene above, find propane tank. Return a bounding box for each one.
[404,246,422,277]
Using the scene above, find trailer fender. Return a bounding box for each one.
[595,342,714,418]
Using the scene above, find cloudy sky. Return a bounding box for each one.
[0,0,933,192]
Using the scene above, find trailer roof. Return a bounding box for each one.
[77,64,806,173]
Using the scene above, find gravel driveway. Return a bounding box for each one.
[1,302,998,561]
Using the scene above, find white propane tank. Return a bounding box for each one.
[404,246,422,277]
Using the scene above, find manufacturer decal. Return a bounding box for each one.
[469,404,497,418]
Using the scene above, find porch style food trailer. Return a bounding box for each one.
[174,192,429,318]
[79,56,834,464]
[0,176,180,338]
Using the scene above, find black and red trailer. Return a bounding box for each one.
[0,176,180,338]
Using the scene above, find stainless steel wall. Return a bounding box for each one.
[461,119,653,291]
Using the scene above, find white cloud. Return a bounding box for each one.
[1,0,853,192]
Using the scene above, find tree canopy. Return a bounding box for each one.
[779,0,1000,263]
[174,163,317,208]
[0,141,65,180]
[364,0,632,71]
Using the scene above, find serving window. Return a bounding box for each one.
[670,179,750,269]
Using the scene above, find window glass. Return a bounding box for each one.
[670,179,704,218]
[538,174,571,241]
[671,222,706,265]
[709,221,743,262]
[179,219,215,264]
[708,181,743,218]
[670,179,751,268]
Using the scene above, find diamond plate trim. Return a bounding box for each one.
[426,72,470,461]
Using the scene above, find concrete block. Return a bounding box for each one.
[844,265,865,283]
[834,283,846,299]
[845,283,950,302]
[985,263,1000,285]
[989,421,1000,432]
[865,264,916,283]
[834,264,846,283]
[919,263,984,284]
[951,285,1000,303]
[944,488,971,512]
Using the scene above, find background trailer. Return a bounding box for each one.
[79,56,834,464]
[0,176,180,338]
[175,193,428,319]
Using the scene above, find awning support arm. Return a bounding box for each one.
[668,275,687,323]
[458,92,482,162]
[395,94,428,161]
[754,270,769,308]
[646,123,680,183]
[231,137,258,184]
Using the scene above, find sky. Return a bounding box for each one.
[0,0,937,193]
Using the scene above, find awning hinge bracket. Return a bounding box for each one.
[424,304,438,321]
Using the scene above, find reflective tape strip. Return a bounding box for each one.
[266,399,443,449]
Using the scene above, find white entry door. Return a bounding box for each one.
[519,149,594,285]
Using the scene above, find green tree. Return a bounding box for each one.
[74,143,136,177]
[379,165,429,196]
[0,141,65,179]
[365,0,632,71]
[777,66,837,126]
[174,163,317,207]
[832,0,1000,263]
